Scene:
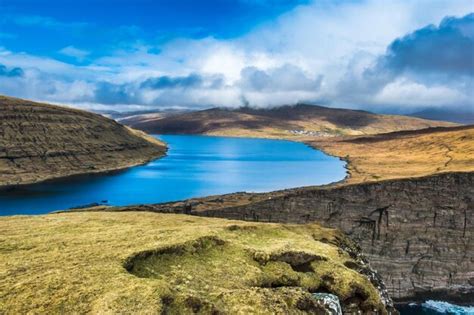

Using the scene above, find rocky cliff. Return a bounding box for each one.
[0,95,166,187]
[108,172,473,303]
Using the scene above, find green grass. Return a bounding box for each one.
[0,212,388,314]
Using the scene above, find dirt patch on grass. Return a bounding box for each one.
[124,236,226,278]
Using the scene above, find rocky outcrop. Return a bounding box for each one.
[0,95,166,187]
[115,172,473,303]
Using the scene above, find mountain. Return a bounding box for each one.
[0,95,166,187]
[126,104,457,137]
[95,108,189,121]
[410,107,474,125]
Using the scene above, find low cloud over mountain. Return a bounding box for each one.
[0,1,472,113]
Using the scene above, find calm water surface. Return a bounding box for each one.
[0,135,347,215]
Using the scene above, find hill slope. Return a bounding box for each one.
[0,96,166,187]
[310,125,474,183]
[128,104,457,137]
[410,107,474,125]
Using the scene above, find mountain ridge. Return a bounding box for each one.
[127,103,457,137]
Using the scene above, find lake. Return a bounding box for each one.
[0,135,347,215]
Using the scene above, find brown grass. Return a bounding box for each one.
[0,95,166,187]
[309,126,474,184]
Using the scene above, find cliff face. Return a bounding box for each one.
[0,96,166,187]
[120,172,473,303]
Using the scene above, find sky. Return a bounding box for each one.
[0,0,473,113]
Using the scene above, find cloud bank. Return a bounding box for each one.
[0,0,472,113]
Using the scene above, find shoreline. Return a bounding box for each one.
[0,150,167,190]
[0,133,168,190]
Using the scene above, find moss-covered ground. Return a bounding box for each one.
[0,212,387,314]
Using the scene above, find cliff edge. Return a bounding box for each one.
[0,212,397,314]
[119,172,473,304]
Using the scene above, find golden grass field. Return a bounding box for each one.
[309,126,474,184]
[0,212,388,314]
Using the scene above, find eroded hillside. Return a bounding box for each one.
[0,96,166,187]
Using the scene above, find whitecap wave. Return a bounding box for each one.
[421,300,474,314]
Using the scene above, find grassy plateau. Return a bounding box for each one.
[0,212,389,314]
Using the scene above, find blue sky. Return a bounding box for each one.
[0,0,473,112]
[0,0,309,59]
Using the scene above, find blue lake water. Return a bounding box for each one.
[0,135,347,215]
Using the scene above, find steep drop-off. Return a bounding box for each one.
[0,96,166,187]
[99,172,473,304]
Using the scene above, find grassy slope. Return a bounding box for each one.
[129,104,456,137]
[309,125,474,184]
[0,95,166,187]
[0,212,389,314]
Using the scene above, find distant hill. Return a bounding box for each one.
[95,108,189,121]
[115,109,190,126]
[409,107,474,125]
[0,95,166,187]
[127,104,457,137]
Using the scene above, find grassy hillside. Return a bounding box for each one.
[0,95,166,187]
[128,104,456,137]
[0,212,392,314]
[310,125,474,183]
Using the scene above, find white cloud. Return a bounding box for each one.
[374,78,470,108]
[0,0,472,112]
[59,46,90,61]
